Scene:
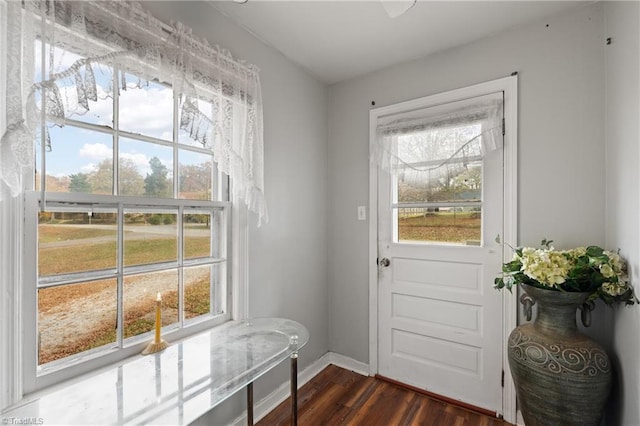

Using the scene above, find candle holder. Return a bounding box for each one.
[142,292,169,355]
[142,337,168,355]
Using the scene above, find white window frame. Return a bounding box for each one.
[0,18,249,405]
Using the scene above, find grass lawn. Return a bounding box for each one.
[399,212,481,243]
[39,237,211,275]
[38,225,116,243]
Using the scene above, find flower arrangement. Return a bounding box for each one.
[495,239,637,305]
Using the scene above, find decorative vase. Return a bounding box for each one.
[508,284,612,426]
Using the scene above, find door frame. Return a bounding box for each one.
[368,75,518,423]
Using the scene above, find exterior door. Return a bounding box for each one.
[375,90,506,414]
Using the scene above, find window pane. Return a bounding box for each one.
[39,211,117,276]
[119,137,173,197]
[397,207,481,245]
[397,160,482,204]
[394,126,483,245]
[178,149,212,200]
[183,212,212,260]
[36,125,114,194]
[38,279,117,365]
[118,74,173,141]
[34,41,114,126]
[123,270,179,339]
[178,99,212,147]
[182,265,211,320]
[124,211,178,267]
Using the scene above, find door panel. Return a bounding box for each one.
[377,92,504,413]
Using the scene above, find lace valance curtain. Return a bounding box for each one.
[0,0,267,225]
[372,92,503,189]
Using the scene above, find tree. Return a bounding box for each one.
[87,158,145,196]
[69,173,91,192]
[119,158,145,196]
[144,156,171,197]
[451,165,482,191]
[179,161,212,198]
[87,159,113,194]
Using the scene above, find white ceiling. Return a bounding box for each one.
[207,1,586,84]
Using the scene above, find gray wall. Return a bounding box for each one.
[327,2,607,363]
[139,1,640,424]
[142,2,329,423]
[604,2,640,425]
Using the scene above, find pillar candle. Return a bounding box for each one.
[155,292,162,343]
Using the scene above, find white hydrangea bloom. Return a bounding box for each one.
[602,281,628,296]
[599,263,615,279]
[604,250,624,273]
[569,247,587,258]
[518,248,571,287]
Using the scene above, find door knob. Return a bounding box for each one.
[379,257,391,267]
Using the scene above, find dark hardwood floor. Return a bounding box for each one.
[257,364,511,426]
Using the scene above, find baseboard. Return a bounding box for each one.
[323,351,370,376]
[230,351,369,425]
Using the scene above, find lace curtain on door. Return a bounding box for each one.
[372,92,504,194]
[0,0,267,225]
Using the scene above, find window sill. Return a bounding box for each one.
[1,318,308,425]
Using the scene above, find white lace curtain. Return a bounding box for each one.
[0,0,267,225]
[372,92,503,191]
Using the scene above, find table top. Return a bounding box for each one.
[1,318,309,425]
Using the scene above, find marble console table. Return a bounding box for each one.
[1,318,309,425]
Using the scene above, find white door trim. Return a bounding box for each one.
[368,75,518,423]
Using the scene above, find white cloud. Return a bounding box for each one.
[118,85,174,140]
[79,143,111,161]
[121,151,149,167]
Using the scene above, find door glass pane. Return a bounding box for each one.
[38,279,117,365]
[395,125,484,245]
[397,207,481,245]
[39,210,117,276]
[397,160,482,204]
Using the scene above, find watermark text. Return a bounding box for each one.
[1,418,44,425]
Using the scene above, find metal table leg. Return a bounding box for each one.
[291,353,298,426]
[247,382,253,426]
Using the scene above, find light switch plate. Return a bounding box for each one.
[357,205,367,221]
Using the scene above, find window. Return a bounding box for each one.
[24,40,232,389]
[375,93,503,245]
[2,1,264,398]
[393,123,484,244]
